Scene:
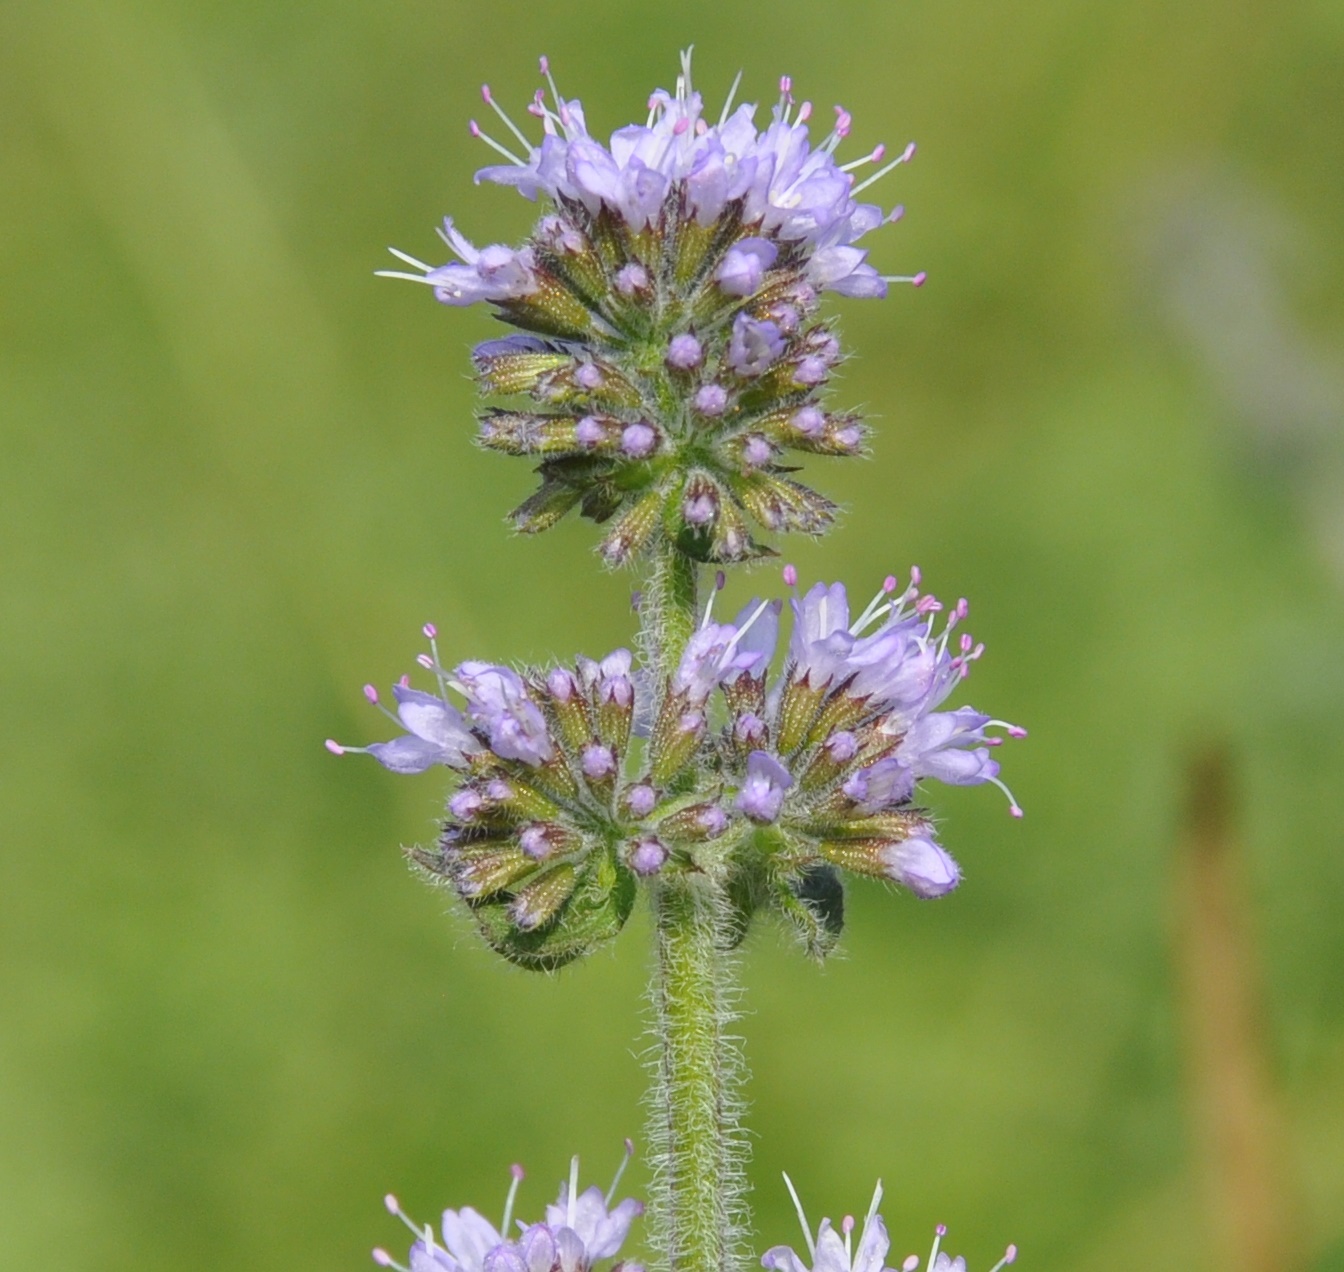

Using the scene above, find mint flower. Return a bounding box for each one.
[762,1180,1018,1272]
[378,53,923,564]
[328,565,1021,967]
[374,1152,643,1272]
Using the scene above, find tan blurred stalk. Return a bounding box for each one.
[1176,745,1301,1272]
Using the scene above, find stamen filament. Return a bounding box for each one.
[782,1173,817,1262]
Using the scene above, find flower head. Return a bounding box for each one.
[761,1179,1018,1272]
[330,565,1021,967]
[380,53,923,564]
[374,1150,643,1272]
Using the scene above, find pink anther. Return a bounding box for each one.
[1008,725,1028,739]
[883,575,898,593]
[468,120,482,137]
[782,564,798,587]
[363,684,379,704]
[324,739,345,755]
[539,55,550,74]
[911,271,927,287]
[423,622,437,639]
[673,116,690,135]
[797,101,813,123]
[481,85,492,103]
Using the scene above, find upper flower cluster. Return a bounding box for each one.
[379,53,922,565]
[374,1153,643,1272]
[328,567,1022,968]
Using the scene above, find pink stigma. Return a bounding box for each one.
[324,739,345,755]
[423,622,437,639]
[363,684,379,704]
[782,563,798,587]
[911,271,928,287]
[883,574,898,593]
[1005,1246,1018,1264]
[384,1194,400,1214]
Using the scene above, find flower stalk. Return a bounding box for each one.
[649,875,745,1272]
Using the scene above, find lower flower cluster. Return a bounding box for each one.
[764,1178,1017,1272]
[329,568,1023,967]
[374,1152,643,1272]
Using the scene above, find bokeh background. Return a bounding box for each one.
[3,0,1343,1269]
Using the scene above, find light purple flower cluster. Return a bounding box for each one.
[763,1179,1017,1272]
[327,566,1020,965]
[651,564,1025,900]
[380,52,919,304]
[376,54,924,565]
[374,1153,643,1272]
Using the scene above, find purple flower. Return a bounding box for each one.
[673,620,771,704]
[457,661,556,766]
[620,422,658,458]
[376,219,539,307]
[544,1166,644,1261]
[727,314,786,377]
[715,237,779,296]
[693,384,728,416]
[326,683,482,775]
[736,750,794,823]
[629,837,668,876]
[666,333,704,369]
[760,1179,893,1272]
[879,835,961,898]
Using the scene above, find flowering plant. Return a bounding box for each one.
[333,52,1022,1272]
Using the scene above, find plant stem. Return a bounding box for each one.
[649,877,744,1272]
[640,544,746,1272]
[640,546,699,680]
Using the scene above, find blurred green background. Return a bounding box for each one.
[3,0,1343,1269]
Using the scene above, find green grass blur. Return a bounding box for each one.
[2,0,1343,1268]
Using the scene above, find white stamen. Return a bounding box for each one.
[605,1139,635,1206]
[501,1164,524,1233]
[471,124,526,166]
[567,1156,579,1230]
[782,1173,817,1262]
[718,69,744,126]
[373,270,441,285]
[385,247,433,272]
[851,142,916,196]
[484,88,535,152]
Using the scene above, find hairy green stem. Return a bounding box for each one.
[640,546,699,679]
[648,877,745,1272]
[640,544,746,1272]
